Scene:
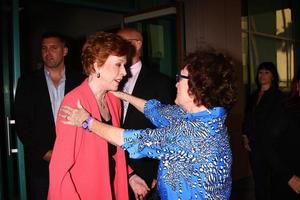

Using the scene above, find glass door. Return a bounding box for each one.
[124,3,184,79]
[1,0,27,199]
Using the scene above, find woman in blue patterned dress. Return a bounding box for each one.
[60,49,237,200]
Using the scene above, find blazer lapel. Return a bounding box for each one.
[64,67,73,94]
[124,66,148,124]
[37,69,55,124]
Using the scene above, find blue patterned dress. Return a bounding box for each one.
[122,100,232,200]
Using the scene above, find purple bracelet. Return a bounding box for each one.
[82,115,93,132]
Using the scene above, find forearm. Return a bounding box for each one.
[116,92,146,113]
[89,119,125,146]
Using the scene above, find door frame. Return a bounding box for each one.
[1,0,27,199]
[124,2,185,70]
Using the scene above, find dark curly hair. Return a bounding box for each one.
[81,31,135,76]
[183,49,237,110]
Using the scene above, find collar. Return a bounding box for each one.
[185,107,226,120]
[129,61,142,75]
[44,67,66,81]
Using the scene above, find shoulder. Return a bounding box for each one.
[269,88,285,104]
[107,92,121,107]
[66,67,85,78]
[140,64,173,82]
[144,66,169,79]
[23,68,44,78]
[65,68,86,83]
[17,68,44,85]
[62,82,85,104]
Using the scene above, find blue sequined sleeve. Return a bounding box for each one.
[144,99,185,128]
[121,127,177,160]
[121,129,145,159]
[121,120,200,162]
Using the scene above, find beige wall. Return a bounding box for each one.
[184,0,251,180]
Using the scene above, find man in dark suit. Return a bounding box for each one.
[14,32,84,200]
[117,27,175,199]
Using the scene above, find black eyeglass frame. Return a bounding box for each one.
[176,74,190,82]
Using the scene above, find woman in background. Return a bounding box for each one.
[242,62,284,200]
[60,49,237,200]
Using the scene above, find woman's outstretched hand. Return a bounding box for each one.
[111,91,123,99]
[60,100,90,127]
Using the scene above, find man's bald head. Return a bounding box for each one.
[117,27,143,42]
[117,27,143,64]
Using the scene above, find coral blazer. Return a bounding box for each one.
[48,79,129,200]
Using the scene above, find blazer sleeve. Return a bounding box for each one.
[48,99,82,200]
[14,77,34,148]
[264,108,294,183]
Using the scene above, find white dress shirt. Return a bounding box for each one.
[122,61,142,121]
[44,68,66,122]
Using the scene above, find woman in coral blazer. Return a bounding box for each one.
[48,32,133,200]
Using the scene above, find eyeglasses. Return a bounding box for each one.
[176,74,189,82]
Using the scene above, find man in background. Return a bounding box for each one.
[117,27,175,199]
[14,32,84,199]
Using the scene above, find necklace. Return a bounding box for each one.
[98,101,106,110]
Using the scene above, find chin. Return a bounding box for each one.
[110,85,118,91]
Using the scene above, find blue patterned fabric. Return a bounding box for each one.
[122,100,232,200]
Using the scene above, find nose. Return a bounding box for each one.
[121,65,127,77]
[42,48,51,56]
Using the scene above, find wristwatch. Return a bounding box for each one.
[82,115,93,132]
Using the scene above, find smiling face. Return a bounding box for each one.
[95,55,127,91]
[175,67,194,110]
[41,37,68,69]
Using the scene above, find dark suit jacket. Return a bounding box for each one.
[264,97,300,199]
[122,64,175,187]
[242,86,284,144]
[14,67,84,182]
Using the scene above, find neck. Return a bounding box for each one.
[189,105,207,113]
[88,76,107,100]
[132,56,140,65]
[45,65,65,76]
[184,101,207,113]
[261,84,271,91]
[45,65,65,88]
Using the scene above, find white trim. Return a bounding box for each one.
[242,29,297,42]
[124,7,176,23]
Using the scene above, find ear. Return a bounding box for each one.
[93,62,99,73]
[63,47,68,56]
[187,88,193,96]
[136,40,142,52]
[187,89,195,102]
